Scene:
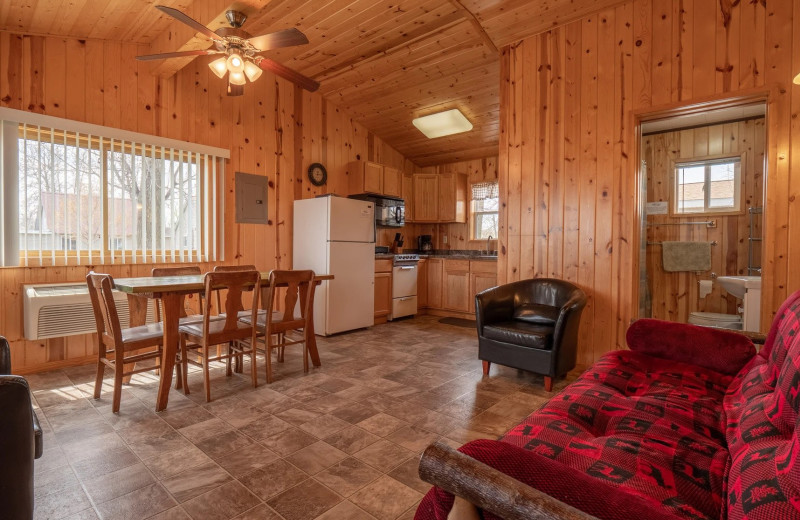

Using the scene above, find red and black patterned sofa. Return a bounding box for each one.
[416,290,800,520]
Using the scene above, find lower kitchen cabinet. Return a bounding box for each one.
[443,260,471,312]
[374,259,392,324]
[469,262,498,313]
[426,258,443,309]
[417,258,428,308]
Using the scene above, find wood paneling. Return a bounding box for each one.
[1,1,640,166]
[644,118,765,324]
[0,30,412,373]
[499,0,798,366]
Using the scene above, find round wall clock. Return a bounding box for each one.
[307,163,327,187]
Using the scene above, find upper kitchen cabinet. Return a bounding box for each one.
[349,161,403,198]
[413,174,439,222]
[383,167,402,198]
[402,174,414,221]
[409,173,467,223]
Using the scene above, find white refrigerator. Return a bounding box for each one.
[293,196,375,335]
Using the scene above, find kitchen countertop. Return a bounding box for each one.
[375,252,497,261]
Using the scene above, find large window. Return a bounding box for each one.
[471,181,499,240]
[0,109,227,266]
[674,156,742,215]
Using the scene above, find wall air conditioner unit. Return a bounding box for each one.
[23,282,157,340]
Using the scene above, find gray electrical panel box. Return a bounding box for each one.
[235,172,269,224]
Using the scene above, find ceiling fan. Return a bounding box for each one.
[136,5,319,95]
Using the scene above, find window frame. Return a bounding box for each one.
[670,153,745,217]
[0,106,229,267]
[469,181,499,243]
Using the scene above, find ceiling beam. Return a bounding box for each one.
[446,0,498,54]
[145,0,268,78]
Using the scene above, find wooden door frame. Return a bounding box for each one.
[631,87,774,331]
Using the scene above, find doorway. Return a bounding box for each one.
[637,102,767,332]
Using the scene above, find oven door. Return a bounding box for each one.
[392,265,417,298]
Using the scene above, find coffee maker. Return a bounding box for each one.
[418,235,433,252]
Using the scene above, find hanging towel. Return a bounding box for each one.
[662,241,711,272]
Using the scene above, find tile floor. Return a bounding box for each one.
[28,316,578,520]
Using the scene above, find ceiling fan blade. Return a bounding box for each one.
[155,5,225,42]
[248,28,309,52]
[136,49,221,61]
[255,57,320,92]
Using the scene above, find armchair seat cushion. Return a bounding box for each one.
[483,321,554,350]
[513,303,560,325]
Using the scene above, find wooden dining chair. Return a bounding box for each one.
[178,270,260,402]
[87,272,165,413]
[240,270,315,384]
[213,265,258,316]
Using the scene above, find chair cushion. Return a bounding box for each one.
[483,321,554,350]
[121,322,164,344]
[240,311,301,329]
[179,320,252,338]
[178,314,225,326]
[513,303,560,326]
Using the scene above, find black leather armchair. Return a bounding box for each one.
[475,278,587,391]
[0,336,43,519]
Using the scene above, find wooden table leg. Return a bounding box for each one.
[301,283,321,367]
[123,294,150,383]
[155,293,182,412]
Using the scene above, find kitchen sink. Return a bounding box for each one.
[716,276,761,299]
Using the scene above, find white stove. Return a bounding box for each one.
[391,254,419,320]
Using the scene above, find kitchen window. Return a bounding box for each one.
[673,156,742,215]
[0,109,228,266]
[471,181,499,240]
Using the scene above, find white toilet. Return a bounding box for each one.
[688,311,743,330]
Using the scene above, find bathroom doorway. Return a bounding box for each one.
[637,101,767,332]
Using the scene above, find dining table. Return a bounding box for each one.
[113,272,333,412]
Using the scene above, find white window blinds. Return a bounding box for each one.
[0,108,228,267]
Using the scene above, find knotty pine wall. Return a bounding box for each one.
[410,156,499,251]
[499,0,799,366]
[0,31,413,373]
[644,118,765,324]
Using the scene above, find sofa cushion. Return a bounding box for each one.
[497,350,734,520]
[483,321,554,349]
[513,303,560,325]
[723,290,800,520]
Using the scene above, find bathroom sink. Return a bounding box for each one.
[717,276,761,299]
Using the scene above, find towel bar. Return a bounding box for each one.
[647,220,716,227]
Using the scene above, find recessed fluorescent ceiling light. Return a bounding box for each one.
[412,109,473,139]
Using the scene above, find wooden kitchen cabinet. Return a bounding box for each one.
[383,167,402,197]
[469,260,498,313]
[438,173,467,223]
[413,174,439,222]
[443,259,471,312]
[349,160,384,195]
[426,258,443,309]
[410,172,467,223]
[402,174,414,221]
[374,259,393,324]
[417,258,427,308]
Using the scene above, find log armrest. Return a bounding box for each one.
[418,440,685,520]
[626,318,757,375]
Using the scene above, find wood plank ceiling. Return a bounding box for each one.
[0,0,627,166]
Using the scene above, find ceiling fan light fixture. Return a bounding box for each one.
[226,53,245,73]
[244,60,263,82]
[209,57,228,79]
[412,109,473,139]
[229,70,247,86]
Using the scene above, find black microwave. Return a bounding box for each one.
[348,194,405,227]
